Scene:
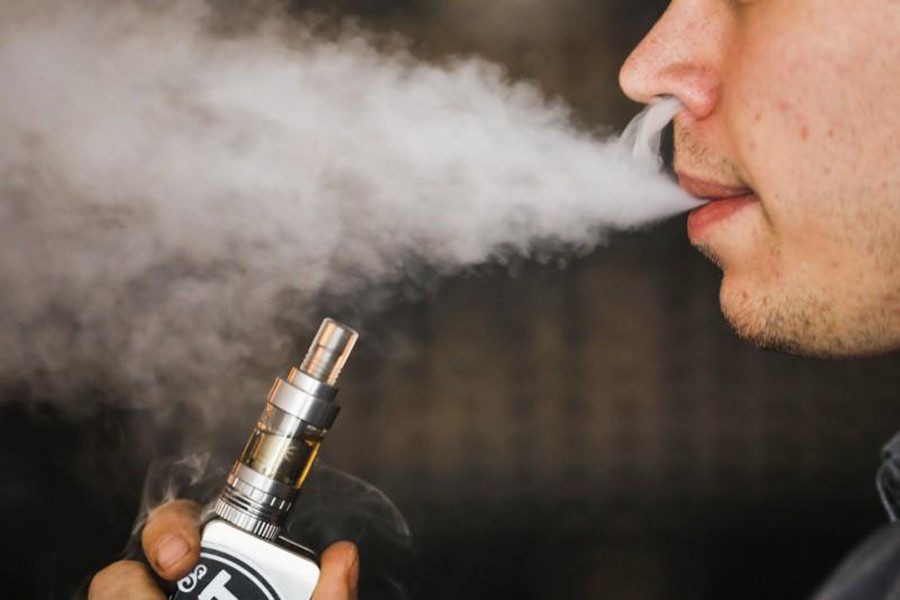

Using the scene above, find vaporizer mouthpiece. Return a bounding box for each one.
[299,319,358,386]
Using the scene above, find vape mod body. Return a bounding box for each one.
[172,520,319,600]
[171,319,358,600]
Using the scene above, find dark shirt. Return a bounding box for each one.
[810,433,900,600]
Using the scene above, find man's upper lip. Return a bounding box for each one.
[677,173,755,200]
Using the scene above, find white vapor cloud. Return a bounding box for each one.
[0,1,693,419]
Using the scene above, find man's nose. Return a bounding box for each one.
[618,0,723,120]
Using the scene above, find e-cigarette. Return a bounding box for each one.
[172,318,358,600]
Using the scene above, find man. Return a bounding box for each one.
[89,0,900,598]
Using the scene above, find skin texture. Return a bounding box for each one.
[88,500,359,600]
[620,0,900,357]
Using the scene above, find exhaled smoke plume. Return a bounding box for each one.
[0,1,694,419]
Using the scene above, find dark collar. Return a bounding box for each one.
[877,432,900,522]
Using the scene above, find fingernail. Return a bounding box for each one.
[155,534,190,570]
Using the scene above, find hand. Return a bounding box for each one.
[88,499,360,600]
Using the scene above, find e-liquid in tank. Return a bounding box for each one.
[172,318,358,600]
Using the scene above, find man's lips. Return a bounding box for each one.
[676,173,754,200]
[677,173,759,240]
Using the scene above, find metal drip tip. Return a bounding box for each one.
[298,319,358,386]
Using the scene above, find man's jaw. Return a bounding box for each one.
[677,172,760,242]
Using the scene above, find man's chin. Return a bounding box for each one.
[693,239,853,357]
[717,276,863,359]
[721,306,807,356]
[717,272,810,355]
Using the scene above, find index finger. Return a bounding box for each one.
[141,499,203,581]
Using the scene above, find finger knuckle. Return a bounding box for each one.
[153,499,201,520]
[88,560,145,598]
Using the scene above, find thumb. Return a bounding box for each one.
[311,542,360,600]
[141,499,202,581]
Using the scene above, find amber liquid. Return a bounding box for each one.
[241,430,321,489]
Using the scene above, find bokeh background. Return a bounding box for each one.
[3,1,900,598]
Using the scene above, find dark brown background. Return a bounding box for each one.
[2,1,899,598]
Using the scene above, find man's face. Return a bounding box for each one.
[620,0,900,357]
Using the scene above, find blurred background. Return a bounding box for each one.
[2,0,900,598]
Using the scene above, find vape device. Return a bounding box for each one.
[171,318,358,600]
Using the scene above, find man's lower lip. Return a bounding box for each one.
[687,195,758,240]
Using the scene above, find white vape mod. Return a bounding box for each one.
[171,318,358,600]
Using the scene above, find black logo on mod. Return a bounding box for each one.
[171,548,282,600]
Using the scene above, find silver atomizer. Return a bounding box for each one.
[172,318,358,600]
